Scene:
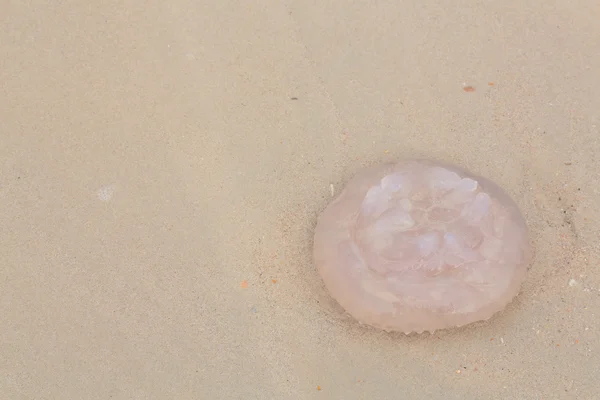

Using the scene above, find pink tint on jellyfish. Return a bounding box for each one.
[313,160,531,333]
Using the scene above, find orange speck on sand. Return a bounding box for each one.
[490,338,494,341]
[488,82,495,86]
[240,280,248,288]
[575,340,580,344]
[271,279,277,284]
[317,385,321,391]
[463,86,476,92]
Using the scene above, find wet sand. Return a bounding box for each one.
[2,1,599,399]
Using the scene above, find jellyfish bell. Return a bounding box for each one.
[313,159,530,333]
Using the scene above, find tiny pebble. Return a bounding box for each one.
[569,279,578,287]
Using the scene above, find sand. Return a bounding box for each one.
[1,1,599,399]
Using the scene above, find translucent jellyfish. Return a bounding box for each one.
[313,159,531,333]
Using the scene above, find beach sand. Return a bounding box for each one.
[2,1,599,399]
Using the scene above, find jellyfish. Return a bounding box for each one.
[313,160,531,333]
